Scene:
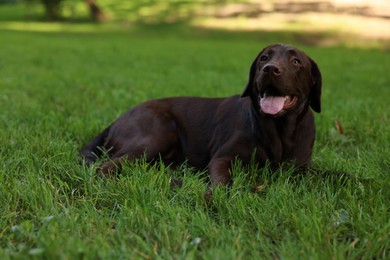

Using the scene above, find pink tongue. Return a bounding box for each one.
[260,96,285,115]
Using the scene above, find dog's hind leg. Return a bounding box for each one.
[80,126,111,164]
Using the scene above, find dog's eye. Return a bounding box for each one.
[292,58,301,65]
[260,55,269,62]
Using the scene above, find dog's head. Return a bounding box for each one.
[242,44,322,116]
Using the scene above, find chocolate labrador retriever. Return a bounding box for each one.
[81,44,322,186]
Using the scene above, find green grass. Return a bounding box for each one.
[1,19,390,259]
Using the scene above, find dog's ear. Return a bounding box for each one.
[309,58,322,113]
[241,55,259,98]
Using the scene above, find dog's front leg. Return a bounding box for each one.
[205,157,233,200]
[208,157,233,186]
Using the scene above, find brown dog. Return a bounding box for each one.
[81,44,322,186]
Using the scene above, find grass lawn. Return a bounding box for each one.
[1,14,390,259]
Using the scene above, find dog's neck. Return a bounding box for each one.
[260,102,313,165]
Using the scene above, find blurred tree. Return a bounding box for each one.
[25,0,106,21]
[86,0,106,21]
[41,0,62,20]
[24,0,242,22]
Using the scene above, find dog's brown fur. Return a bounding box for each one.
[81,44,322,186]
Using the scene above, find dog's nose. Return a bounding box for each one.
[263,64,281,76]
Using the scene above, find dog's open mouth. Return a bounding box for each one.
[259,94,298,115]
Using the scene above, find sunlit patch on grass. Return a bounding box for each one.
[191,12,390,49]
[0,21,122,33]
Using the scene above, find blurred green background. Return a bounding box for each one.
[1,0,389,49]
